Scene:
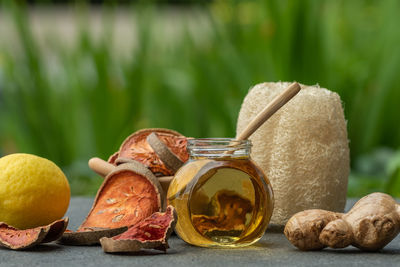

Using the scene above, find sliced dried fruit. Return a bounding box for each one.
[100,205,177,253]
[41,218,70,243]
[114,157,135,165]
[0,218,68,250]
[147,132,184,173]
[80,161,165,229]
[62,162,165,246]
[156,133,188,162]
[107,152,119,165]
[59,227,127,246]
[79,162,165,229]
[118,128,188,176]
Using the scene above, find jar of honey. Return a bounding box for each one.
[167,138,274,248]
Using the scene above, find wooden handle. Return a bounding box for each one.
[88,157,115,177]
[236,82,301,140]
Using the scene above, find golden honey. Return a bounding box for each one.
[167,139,274,248]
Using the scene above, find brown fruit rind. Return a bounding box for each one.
[100,205,177,253]
[79,162,165,230]
[114,157,135,165]
[118,128,188,176]
[155,132,188,162]
[107,152,119,165]
[41,218,70,243]
[0,218,69,250]
[147,132,184,173]
[59,227,128,246]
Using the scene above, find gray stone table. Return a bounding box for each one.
[1,198,400,267]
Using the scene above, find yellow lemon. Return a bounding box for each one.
[0,153,70,229]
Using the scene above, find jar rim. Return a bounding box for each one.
[187,138,251,157]
[187,138,251,146]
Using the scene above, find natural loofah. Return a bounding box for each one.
[236,82,350,228]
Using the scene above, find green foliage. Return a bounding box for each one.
[1,0,400,195]
[385,151,400,196]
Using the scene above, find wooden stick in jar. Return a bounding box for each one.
[236,82,301,140]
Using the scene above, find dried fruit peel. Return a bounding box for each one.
[156,133,188,162]
[236,82,349,226]
[100,206,177,253]
[59,227,127,246]
[115,157,135,165]
[147,132,184,173]
[118,128,188,176]
[80,162,165,230]
[41,218,70,243]
[61,162,165,246]
[0,223,47,250]
[107,152,119,165]
[0,218,68,250]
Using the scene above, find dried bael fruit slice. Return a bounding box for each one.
[59,227,127,246]
[147,132,185,173]
[107,152,119,165]
[41,218,69,243]
[114,157,135,165]
[80,161,165,229]
[0,218,68,250]
[100,206,177,253]
[61,162,165,246]
[118,128,188,176]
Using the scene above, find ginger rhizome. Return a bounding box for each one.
[284,193,400,251]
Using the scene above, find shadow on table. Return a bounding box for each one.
[107,249,177,256]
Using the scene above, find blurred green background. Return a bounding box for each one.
[1,0,400,196]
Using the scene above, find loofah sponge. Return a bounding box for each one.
[236,82,350,228]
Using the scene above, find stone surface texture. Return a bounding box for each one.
[0,198,399,267]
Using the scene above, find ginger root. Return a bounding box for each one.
[284,193,400,251]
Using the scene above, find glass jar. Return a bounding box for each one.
[167,138,274,248]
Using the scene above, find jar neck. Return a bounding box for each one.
[187,138,251,159]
